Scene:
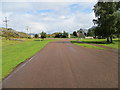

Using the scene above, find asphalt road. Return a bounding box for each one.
[3,39,118,88]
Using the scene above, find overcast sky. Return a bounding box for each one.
[1,2,97,34]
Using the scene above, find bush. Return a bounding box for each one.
[35,34,38,38]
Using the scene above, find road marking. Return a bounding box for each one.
[4,55,36,81]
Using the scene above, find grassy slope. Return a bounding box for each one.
[71,41,106,50]
[2,39,56,79]
[0,39,1,80]
[80,39,119,49]
[2,39,23,46]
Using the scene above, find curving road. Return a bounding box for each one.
[3,39,118,88]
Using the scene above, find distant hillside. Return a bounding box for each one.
[0,27,29,39]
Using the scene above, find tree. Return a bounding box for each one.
[87,27,98,37]
[93,1,119,43]
[115,7,120,37]
[62,31,68,38]
[35,34,38,38]
[84,32,87,36]
[53,32,62,38]
[77,29,85,39]
[41,31,47,40]
[73,31,77,37]
[87,29,94,37]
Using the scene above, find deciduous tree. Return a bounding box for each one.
[93,1,119,43]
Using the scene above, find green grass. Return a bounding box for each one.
[2,38,43,46]
[71,41,106,50]
[80,38,119,49]
[2,39,56,79]
[0,39,2,80]
[2,39,23,46]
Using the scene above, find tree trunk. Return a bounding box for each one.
[107,37,110,42]
[110,36,113,43]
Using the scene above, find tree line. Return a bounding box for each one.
[34,31,69,39]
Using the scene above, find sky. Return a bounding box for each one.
[1,1,97,34]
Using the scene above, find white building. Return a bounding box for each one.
[38,34,41,38]
[68,34,71,38]
[30,35,34,38]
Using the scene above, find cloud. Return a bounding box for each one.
[2,0,98,2]
[1,2,96,34]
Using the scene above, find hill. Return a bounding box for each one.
[0,27,29,39]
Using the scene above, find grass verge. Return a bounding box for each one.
[2,39,56,79]
[80,39,119,49]
[71,41,106,50]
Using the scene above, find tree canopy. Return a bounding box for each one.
[35,34,38,38]
[53,31,68,38]
[87,27,96,37]
[73,31,77,37]
[93,1,120,43]
[41,31,47,39]
[62,31,68,38]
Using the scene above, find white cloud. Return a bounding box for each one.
[1,2,96,34]
[2,0,98,2]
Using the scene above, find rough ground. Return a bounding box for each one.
[3,39,118,88]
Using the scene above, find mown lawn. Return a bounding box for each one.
[71,38,119,49]
[2,39,56,79]
[80,38,119,49]
[71,41,106,50]
[0,39,1,80]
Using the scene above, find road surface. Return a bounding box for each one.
[3,39,118,88]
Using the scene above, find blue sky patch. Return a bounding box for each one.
[25,9,55,14]
[69,3,92,14]
[36,9,55,13]
[69,4,81,13]
[83,8,92,13]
